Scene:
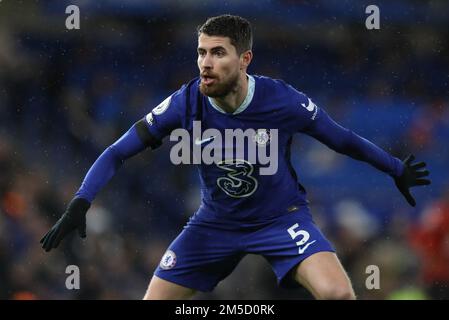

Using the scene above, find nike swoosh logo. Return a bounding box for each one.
[301,98,316,112]
[298,240,317,254]
[194,136,215,146]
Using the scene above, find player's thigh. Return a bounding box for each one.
[248,206,336,290]
[294,251,355,300]
[143,275,197,300]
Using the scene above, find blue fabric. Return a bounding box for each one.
[75,124,146,202]
[303,107,404,177]
[142,75,404,227]
[154,205,335,292]
[74,74,404,220]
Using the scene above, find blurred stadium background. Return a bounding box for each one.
[0,0,448,300]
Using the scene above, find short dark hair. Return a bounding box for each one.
[197,14,253,55]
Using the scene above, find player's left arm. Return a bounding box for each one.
[297,97,430,207]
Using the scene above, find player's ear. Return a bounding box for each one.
[240,50,253,70]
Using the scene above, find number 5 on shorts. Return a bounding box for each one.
[287,223,317,254]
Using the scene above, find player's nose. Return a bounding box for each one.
[200,53,213,69]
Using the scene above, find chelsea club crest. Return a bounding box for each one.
[253,129,271,146]
[160,250,177,270]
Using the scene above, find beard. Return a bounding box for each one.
[199,71,240,98]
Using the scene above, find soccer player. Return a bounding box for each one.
[41,15,431,300]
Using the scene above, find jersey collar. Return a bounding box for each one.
[207,74,255,115]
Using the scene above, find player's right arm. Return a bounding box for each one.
[40,120,159,252]
[41,87,185,252]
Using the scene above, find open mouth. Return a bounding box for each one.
[201,76,216,85]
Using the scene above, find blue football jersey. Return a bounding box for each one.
[75,74,403,228]
[143,75,329,227]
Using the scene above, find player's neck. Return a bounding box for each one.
[212,73,248,113]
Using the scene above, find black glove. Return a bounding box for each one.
[40,197,91,252]
[394,154,431,207]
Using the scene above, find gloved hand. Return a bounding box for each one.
[40,197,91,252]
[394,154,431,207]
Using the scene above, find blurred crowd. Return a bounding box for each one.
[1,1,448,299]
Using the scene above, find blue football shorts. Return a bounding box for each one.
[154,205,335,292]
